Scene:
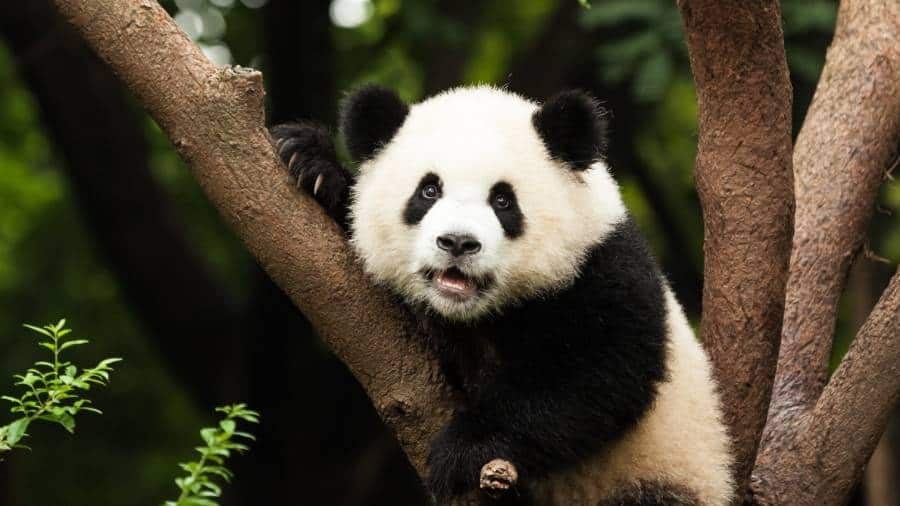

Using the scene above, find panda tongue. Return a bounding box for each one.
[436,268,477,297]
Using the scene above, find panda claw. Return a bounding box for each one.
[314,174,324,196]
[289,151,300,172]
[276,137,290,155]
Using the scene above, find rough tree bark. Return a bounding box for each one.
[49,0,900,504]
[677,0,795,496]
[48,0,455,479]
[751,0,900,504]
[755,0,900,479]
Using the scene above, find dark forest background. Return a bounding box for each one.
[0,0,897,504]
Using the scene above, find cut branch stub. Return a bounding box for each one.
[677,0,795,496]
[480,459,519,499]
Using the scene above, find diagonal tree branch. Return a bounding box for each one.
[676,0,795,496]
[758,0,900,455]
[753,268,900,505]
[51,0,452,476]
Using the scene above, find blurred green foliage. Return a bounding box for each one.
[166,404,259,506]
[0,320,120,456]
[0,0,896,504]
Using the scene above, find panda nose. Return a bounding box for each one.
[436,233,482,257]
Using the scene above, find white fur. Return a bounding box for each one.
[349,86,627,320]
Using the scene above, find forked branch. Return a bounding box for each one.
[754,0,900,503]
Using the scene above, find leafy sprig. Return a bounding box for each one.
[165,403,260,506]
[0,319,121,457]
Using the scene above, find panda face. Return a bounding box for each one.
[348,86,627,321]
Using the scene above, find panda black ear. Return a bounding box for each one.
[532,90,608,171]
[339,84,410,163]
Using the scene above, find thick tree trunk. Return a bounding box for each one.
[677,0,795,497]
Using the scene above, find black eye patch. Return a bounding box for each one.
[489,182,524,239]
[403,172,442,225]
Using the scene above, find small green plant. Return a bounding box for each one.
[578,0,592,8]
[0,319,121,457]
[165,403,260,506]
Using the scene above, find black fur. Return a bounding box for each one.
[488,182,524,239]
[270,122,353,229]
[340,84,409,163]
[403,172,442,226]
[598,481,699,506]
[422,217,668,502]
[532,90,608,171]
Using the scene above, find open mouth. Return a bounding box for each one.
[424,267,492,301]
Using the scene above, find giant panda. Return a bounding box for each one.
[271,85,733,505]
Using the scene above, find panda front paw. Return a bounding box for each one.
[426,424,504,504]
[270,122,352,227]
[426,440,481,504]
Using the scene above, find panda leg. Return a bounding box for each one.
[270,122,354,230]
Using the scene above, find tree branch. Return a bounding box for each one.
[676,0,795,496]
[51,0,452,476]
[752,0,900,502]
[753,268,900,505]
[758,0,900,453]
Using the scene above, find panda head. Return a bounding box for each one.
[345,85,627,322]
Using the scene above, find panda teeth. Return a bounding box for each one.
[434,269,478,298]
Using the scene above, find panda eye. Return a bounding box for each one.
[493,193,510,209]
[421,184,440,200]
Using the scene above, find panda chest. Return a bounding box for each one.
[433,324,513,401]
[458,335,504,399]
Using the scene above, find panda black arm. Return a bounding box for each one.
[270,122,354,230]
[427,350,661,501]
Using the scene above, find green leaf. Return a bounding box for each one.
[1,395,23,406]
[218,420,235,433]
[15,372,40,387]
[22,324,54,338]
[59,339,89,352]
[40,412,76,433]
[200,428,218,446]
[5,418,30,445]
